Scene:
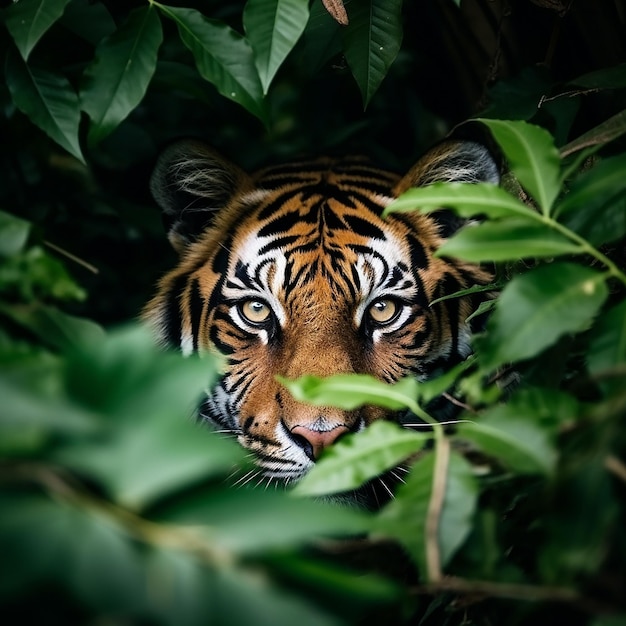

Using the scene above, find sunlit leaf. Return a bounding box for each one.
[436,219,582,262]
[278,373,420,411]
[478,119,561,214]
[6,48,84,162]
[385,181,537,220]
[375,451,478,579]
[293,421,426,496]
[0,210,31,257]
[243,0,310,94]
[4,0,71,60]
[342,0,403,107]
[80,6,163,145]
[156,4,266,121]
[476,263,609,372]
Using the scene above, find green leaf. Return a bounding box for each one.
[560,109,626,158]
[4,0,72,60]
[385,181,537,220]
[587,300,626,391]
[59,0,116,45]
[80,6,163,145]
[375,451,478,578]
[568,63,626,90]
[476,262,609,372]
[436,219,582,262]
[342,0,403,107]
[293,421,426,496]
[478,119,561,214]
[0,303,105,352]
[159,488,370,553]
[156,4,266,121]
[278,373,420,411]
[556,153,626,246]
[0,210,31,257]
[54,325,240,509]
[5,48,84,163]
[243,0,310,95]
[457,385,576,479]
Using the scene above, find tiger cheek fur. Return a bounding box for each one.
[144,139,499,497]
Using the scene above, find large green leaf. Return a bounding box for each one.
[279,373,420,411]
[385,181,537,220]
[243,0,310,95]
[5,48,84,162]
[476,262,609,372]
[156,4,266,121]
[293,421,426,497]
[436,219,582,262]
[159,487,370,553]
[478,119,561,214]
[342,0,403,107]
[4,0,71,60]
[80,6,163,145]
[457,415,557,475]
[375,451,478,580]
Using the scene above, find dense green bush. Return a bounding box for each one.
[1,1,625,625]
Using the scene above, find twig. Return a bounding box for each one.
[605,455,626,484]
[425,435,450,582]
[44,240,99,274]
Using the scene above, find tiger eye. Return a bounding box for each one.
[368,299,399,325]
[240,300,271,324]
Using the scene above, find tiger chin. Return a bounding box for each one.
[143,138,500,509]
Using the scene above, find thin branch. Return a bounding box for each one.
[44,240,99,274]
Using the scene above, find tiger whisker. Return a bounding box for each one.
[232,469,259,488]
[403,419,476,427]
[388,469,406,484]
[377,477,395,500]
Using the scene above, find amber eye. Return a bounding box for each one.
[368,299,400,325]
[239,299,271,325]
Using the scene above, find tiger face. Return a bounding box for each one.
[144,140,499,501]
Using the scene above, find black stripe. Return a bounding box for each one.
[189,277,204,352]
[163,273,189,346]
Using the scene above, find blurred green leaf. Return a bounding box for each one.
[556,153,626,246]
[568,63,626,89]
[4,0,71,60]
[54,325,240,509]
[293,421,426,496]
[156,4,266,121]
[0,210,31,258]
[478,119,561,214]
[243,0,310,95]
[385,181,537,220]
[343,0,403,107]
[59,0,116,45]
[159,487,370,553]
[587,299,626,393]
[80,6,163,145]
[6,48,84,162]
[375,451,478,579]
[0,246,86,302]
[437,219,581,262]
[0,302,105,351]
[477,263,609,372]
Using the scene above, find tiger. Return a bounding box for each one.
[143,138,500,507]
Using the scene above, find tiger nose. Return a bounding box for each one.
[290,425,349,461]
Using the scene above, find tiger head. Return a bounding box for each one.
[144,140,499,500]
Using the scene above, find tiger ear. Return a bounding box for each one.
[150,140,252,253]
[395,140,500,194]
